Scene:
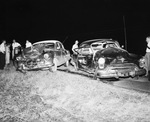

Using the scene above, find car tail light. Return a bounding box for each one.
[98,57,105,69]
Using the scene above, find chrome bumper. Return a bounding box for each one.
[96,68,146,79]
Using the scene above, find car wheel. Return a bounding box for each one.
[51,58,57,72]
[132,75,139,80]
[65,60,69,67]
[20,68,27,74]
[13,61,18,69]
[64,60,70,72]
[18,64,27,74]
[70,59,78,71]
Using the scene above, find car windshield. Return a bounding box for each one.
[44,43,55,49]
[33,43,55,49]
[91,42,118,51]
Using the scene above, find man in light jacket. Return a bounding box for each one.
[71,40,79,70]
[25,40,32,48]
[12,39,21,60]
[144,36,150,80]
[0,40,6,70]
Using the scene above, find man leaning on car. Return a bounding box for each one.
[145,36,150,81]
[12,39,21,60]
[71,40,79,70]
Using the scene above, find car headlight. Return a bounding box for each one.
[44,53,50,60]
[139,57,146,68]
[98,57,105,69]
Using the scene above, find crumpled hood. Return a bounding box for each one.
[99,47,126,57]
[95,47,142,61]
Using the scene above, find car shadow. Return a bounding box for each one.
[58,68,119,83]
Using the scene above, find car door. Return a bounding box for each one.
[59,42,70,63]
[77,46,93,69]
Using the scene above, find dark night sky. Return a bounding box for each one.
[1,0,150,55]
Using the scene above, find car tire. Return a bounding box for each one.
[133,76,139,80]
[13,61,18,69]
[64,60,69,67]
[20,67,27,74]
[64,60,70,72]
[16,64,26,74]
[51,58,57,72]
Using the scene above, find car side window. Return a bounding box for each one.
[56,42,61,50]
[104,43,117,48]
[92,43,103,50]
[81,47,92,55]
[59,43,63,49]
[45,43,54,49]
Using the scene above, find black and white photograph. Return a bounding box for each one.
[0,0,150,121]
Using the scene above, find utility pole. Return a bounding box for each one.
[62,36,68,44]
[123,15,127,50]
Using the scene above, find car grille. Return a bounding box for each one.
[110,63,137,70]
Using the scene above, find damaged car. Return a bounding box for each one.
[73,39,146,79]
[14,40,71,72]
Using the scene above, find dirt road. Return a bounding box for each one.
[112,77,150,93]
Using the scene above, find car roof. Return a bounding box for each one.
[33,40,61,45]
[80,39,118,46]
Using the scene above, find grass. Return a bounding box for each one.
[0,66,150,122]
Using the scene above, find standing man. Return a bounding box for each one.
[12,39,21,60]
[72,40,79,54]
[25,40,32,48]
[5,43,11,67]
[0,40,6,70]
[24,40,32,53]
[71,40,79,70]
[144,36,150,80]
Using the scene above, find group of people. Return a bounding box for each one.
[0,39,32,70]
